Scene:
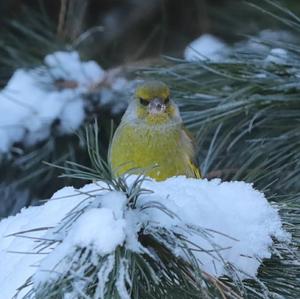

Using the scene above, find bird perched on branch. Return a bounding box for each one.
[109,80,201,181]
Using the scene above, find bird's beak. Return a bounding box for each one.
[148,98,166,114]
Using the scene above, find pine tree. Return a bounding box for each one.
[0,1,299,298]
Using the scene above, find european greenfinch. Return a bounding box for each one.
[109,80,201,181]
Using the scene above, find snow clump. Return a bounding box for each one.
[0,51,129,155]
[265,48,288,65]
[184,34,230,62]
[0,176,289,298]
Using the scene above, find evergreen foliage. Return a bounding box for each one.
[0,0,299,298]
[15,123,284,299]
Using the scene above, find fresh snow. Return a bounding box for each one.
[0,184,98,298]
[265,48,288,65]
[184,34,229,62]
[139,178,289,277]
[63,208,126,254]
[0,177,289,298]
[35,206,127,288]
[238,29,295,54]
[0,51,128,155]
[184,30,294,64]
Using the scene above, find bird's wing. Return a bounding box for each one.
[181,127,202,178]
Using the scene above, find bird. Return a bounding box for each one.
[109,80,201,181]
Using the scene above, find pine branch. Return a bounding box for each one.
[14,122,278,299]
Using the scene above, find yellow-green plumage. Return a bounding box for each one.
[109,81,201,181]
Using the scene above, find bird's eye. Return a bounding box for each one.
[165,97,170,104]
[139,98,149,106]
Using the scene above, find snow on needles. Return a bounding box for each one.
[184,30,294,64]
[0,177,289,298]
[265,48,288,65]
[184,34,229,62]
[0,51,128,155]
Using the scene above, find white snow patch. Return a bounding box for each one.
[67,208,126,254]
[94,191,127,219]
[35,205,127,287]
[0,183,98,298]
[184,34,229,62]
[238,30,295,53]
[44,51,103,88]
[254,73,267,79]
[0,51,104,153]
[265,48,288,65]
[138,178,289,277]
[0,177,289,298]
[0,51,129,155]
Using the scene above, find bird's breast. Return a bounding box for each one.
[109,122,190,180]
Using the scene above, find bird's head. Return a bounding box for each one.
[133,81,179,125]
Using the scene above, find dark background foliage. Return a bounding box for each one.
[1,0,299,71]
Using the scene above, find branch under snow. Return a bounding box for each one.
[0,176,289,298]
[0,51,129,155]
